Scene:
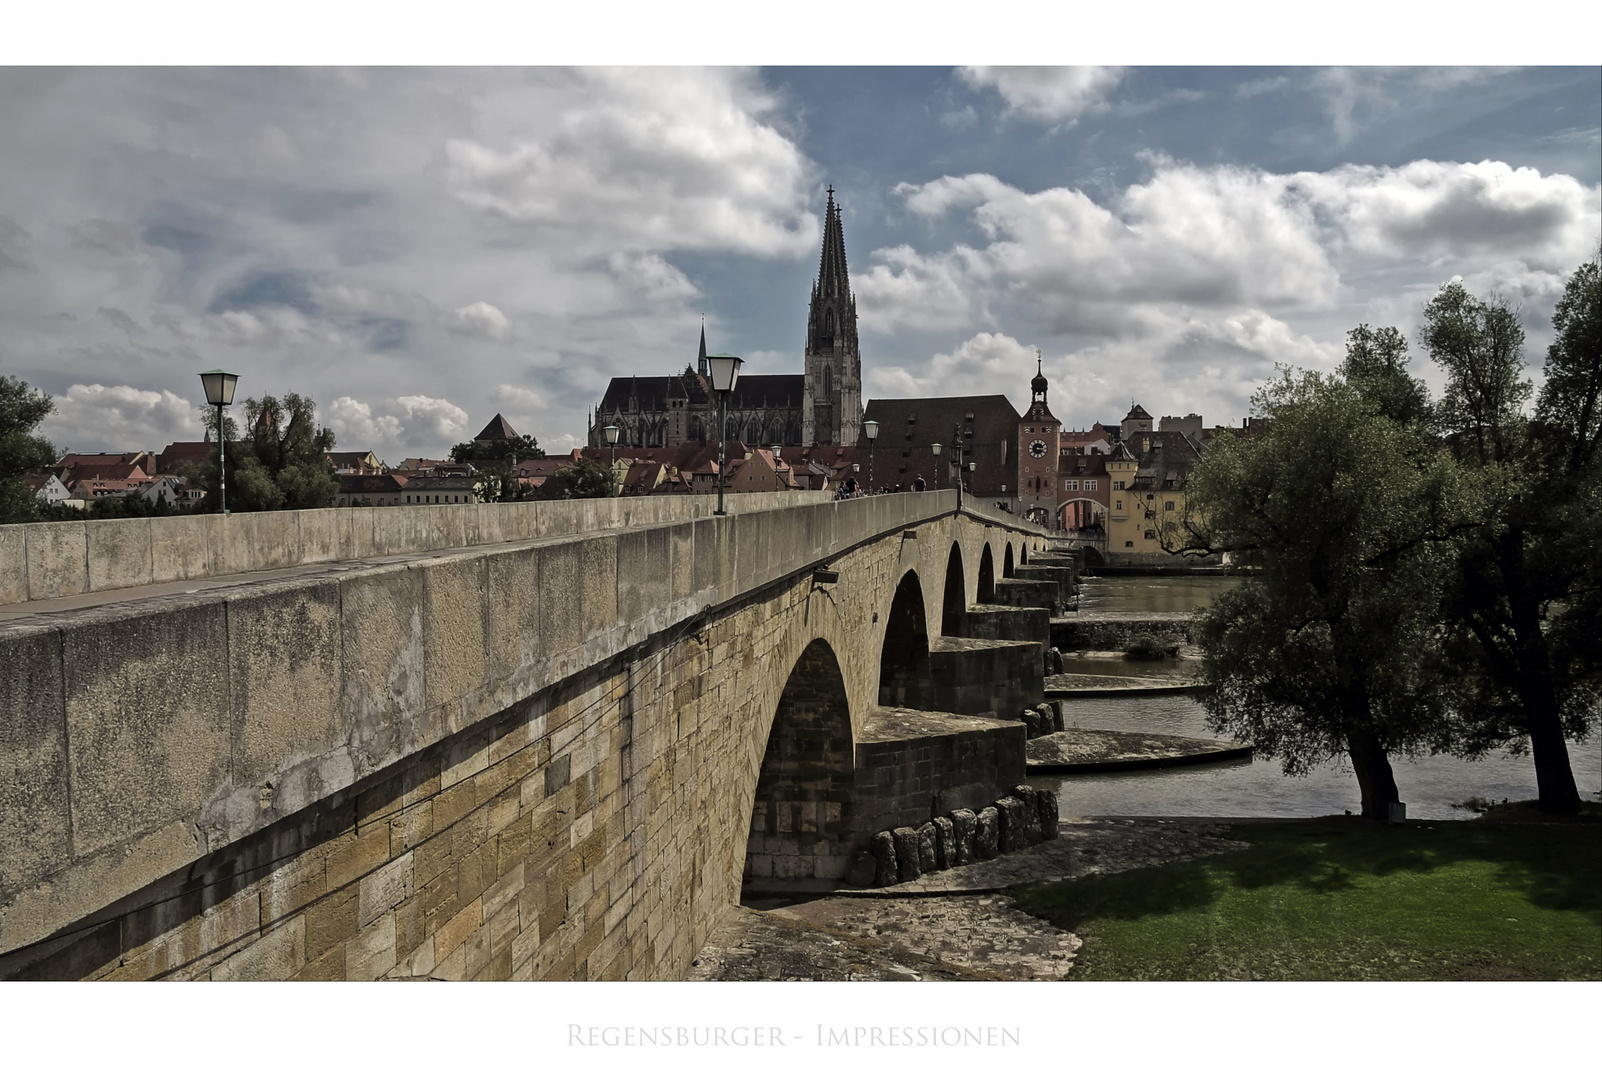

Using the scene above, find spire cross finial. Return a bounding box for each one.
[1036,348,1042,375]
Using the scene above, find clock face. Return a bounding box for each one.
[1029,440,1047,459]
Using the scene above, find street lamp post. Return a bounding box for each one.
[771,445,783,491]
[863,418,878,491]
[930,442,942,490]
[198,369,238,515]
[603,424,620,496]
[706,354,743,515]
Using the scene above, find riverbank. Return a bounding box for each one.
[1011,811,1602,981]
[697,811,1600,980]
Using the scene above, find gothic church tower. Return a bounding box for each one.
[802,187,861,446]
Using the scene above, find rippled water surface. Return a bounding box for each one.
[1040,695,1601,820]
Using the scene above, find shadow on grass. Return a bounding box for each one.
[1011,817,1602,929]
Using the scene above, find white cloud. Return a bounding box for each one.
[957,67,1126,125]
[445,68,815,257]
[869,332,1038,400]
[1294,159,1599,268]
[393,395,471,441]
[42,384,200,452]
[494,384,545,415]
[329,395,402,445]
[448,300,512,341]
[854,244,984,332]
[870,158,1599,338]
[604,253,698,304]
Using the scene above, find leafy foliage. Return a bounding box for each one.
[450,433,543,464]
[192,392,337,512]
[1423,272,1598,813]
[1339,324,1433,430]
[546,458,615,500]
[1187,366,1465,816]
[0,375,59,524]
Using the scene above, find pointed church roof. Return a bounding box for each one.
[698,320,709,378]
[473,413,520,442]
[815,186,850,299]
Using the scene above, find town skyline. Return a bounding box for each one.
[2,65,1597,467]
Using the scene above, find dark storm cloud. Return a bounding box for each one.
[207,269,321,316]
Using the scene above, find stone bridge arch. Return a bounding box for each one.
[977,543,996,603]
[742,639,855,883]
[878,569,930,709]
[1003,542,1015,578]
[941,542,966,636]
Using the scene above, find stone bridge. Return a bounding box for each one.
[0,491,1069,981]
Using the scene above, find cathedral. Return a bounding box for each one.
[588,188,862,450]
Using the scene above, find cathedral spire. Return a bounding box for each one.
[698,317,709,379]
[816,186,850,300]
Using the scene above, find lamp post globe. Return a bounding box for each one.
[931,442,942,490]
[705,354,744,515]
[863,418,878,490]
[603,424,619,493]
[198,369,238,515]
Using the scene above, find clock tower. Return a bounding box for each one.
[1017,350,1061,525]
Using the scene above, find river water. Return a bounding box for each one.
[1045,575,1602,819]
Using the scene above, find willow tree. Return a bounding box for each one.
[1184,365,1463,818]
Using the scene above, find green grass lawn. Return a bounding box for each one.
[1009,811,1602,980]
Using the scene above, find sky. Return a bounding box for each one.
[1,62,1597,463]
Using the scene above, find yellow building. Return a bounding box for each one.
[1104,433,1202,562]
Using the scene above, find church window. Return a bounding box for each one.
[824,366,832,398]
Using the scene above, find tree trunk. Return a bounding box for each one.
[1501,523,1583,815]
[1517,668,1583,814]
[1346,730,1399,820]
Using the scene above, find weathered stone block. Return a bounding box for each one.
[340,567,425,779]
[85,517,153,592]
[891,827,921,881]
[149,516,212,583]
[1012,785,1042,846]
[871,831,898,886]
[423,556,488,714]
[0,625,72,904]
[1034,788,1060,841]
[933,817,956,870]
[973,806,999,860]
[211,916,305,981]
[62,602,231,857]
[227,580,344,789]
[25,520,87,599]
[994,796,1024,853]
[916,822,938,873]
[0,525,24,603]
[949,808,976,865]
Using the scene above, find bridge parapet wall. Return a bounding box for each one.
[0,491,832,606]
